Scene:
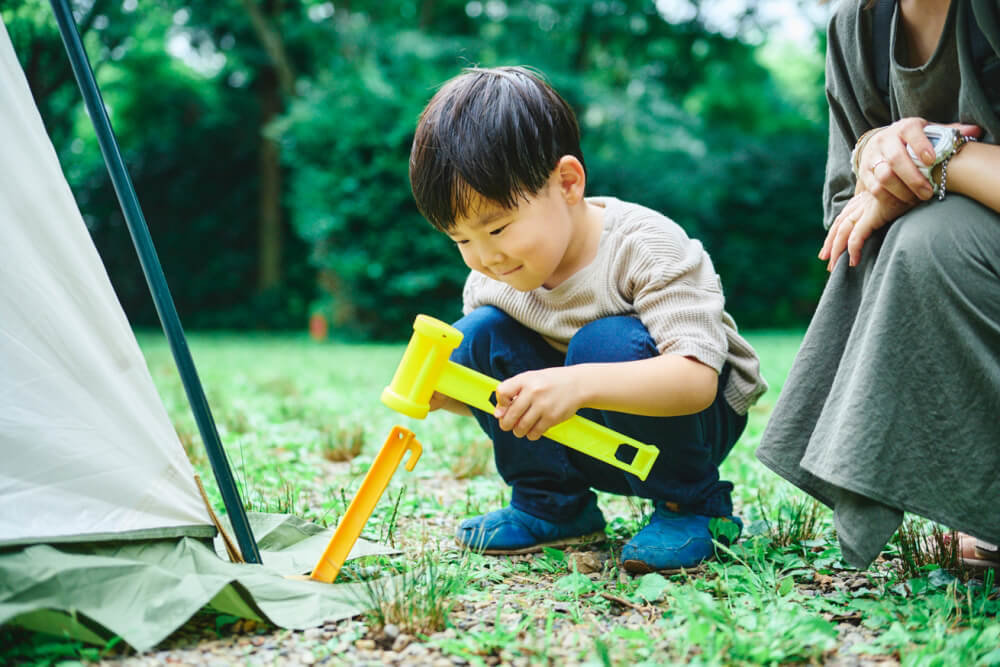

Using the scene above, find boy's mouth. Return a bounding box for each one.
[500,266,522,276]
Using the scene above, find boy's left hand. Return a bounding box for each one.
[494,367,585,440]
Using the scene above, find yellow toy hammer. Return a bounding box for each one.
[381,315,660,481]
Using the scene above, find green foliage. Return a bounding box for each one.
[9,0,829,336]
[272,30,473,338]
[631,572,669,603]
[274,1,830,338]
[0,626,124,664]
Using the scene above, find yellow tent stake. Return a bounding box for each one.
[309,426,422,583]
[381,315,659,481]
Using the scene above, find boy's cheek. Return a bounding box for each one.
[457,247,479,271]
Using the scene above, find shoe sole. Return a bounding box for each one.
[457,530,607,555]
[622,558,708,575]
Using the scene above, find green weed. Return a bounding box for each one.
[0,626,126,664]
[319,422,366,462]
[450,438,493,479]
[433,597,532,663]
[888,518,967,581]
[756,491,825,548]
[357,550,470,636]
[123,331,999,664]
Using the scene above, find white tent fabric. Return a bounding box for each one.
[0,20,213,546]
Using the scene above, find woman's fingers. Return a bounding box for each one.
[898,118,936,167]
[859,117,934,204]
[827,215,855,271]
[823,197,863,266]
[822,197,860,260]
[847,215,877,267]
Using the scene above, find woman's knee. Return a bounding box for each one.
[565,316,658,365]
[887,197,999,274]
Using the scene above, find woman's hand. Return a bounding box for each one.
[493,367,585,440]
[819,189,910,270]
[856,118,981,206]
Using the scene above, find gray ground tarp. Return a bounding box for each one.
[0,513,396,651]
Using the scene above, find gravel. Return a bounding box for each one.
[88,475,903,666]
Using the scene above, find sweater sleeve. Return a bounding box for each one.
[621,231,729,373]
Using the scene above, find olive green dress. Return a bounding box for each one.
[756,0,1000,567]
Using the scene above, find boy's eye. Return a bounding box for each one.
[489,224,508,236]
[454,239,469,245]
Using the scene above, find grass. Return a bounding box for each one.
[6,328,999,664]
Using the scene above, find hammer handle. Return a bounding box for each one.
[436,362,658,481]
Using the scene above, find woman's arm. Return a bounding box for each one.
[822,124,996,270]
[941,141,1000,212]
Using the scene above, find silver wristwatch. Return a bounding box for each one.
[906,125,963,195]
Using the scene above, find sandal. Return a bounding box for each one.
[958,534,1000,572]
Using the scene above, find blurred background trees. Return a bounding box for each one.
[3,0,830,339]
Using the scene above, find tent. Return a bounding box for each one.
[0,11,390,652]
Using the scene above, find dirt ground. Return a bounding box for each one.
[92,471,905,666]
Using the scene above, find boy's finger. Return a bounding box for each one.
[499,394,527,431]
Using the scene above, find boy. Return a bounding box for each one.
[409,66,767,572]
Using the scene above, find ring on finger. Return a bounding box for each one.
[871,157,887,172]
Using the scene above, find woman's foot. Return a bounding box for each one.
[957,533,1000,571]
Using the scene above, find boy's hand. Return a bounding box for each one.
[494,368,585,440]
[429,391,472,416]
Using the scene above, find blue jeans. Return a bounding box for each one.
[451,306,747,522]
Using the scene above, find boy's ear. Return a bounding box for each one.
[554,155,586,204]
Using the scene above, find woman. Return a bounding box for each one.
[756,0,1000,569]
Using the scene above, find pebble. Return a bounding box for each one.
[570,552,602,574]
[391,633,412,652]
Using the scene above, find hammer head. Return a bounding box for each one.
[381,315,463,418]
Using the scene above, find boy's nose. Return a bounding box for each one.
[479,245,504,268]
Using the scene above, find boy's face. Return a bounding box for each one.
[446,178,576,291]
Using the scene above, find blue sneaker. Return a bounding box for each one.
[456,499,606,555]
[621,504,743,573]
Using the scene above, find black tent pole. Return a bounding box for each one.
[49,0,261,565]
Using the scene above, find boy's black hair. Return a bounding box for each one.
[409,66,585,231]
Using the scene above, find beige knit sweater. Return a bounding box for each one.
[462,196,767,415]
